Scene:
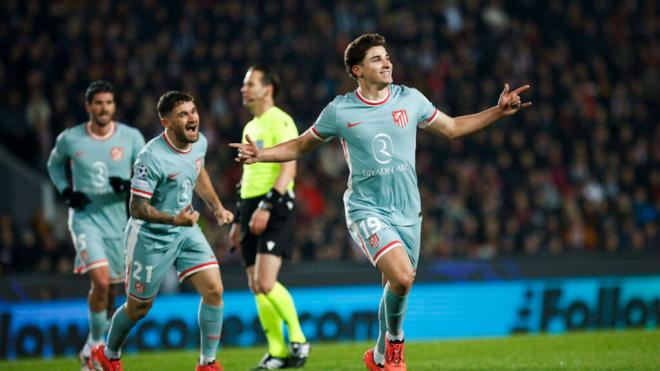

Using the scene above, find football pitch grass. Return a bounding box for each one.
[3,329,658,370]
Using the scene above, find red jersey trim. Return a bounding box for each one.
[426,109,440,123]
[74,259,109,273]
[162,132,192,154]
[310,127,328,141]
[355,86,391,106]
[178,261,219,281]
[130,188,153,199]
[374,240,403,262]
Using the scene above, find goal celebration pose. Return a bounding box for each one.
[231,33,531,371]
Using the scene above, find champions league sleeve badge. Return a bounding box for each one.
[135,163,148,179]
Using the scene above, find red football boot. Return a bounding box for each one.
[195,360,224,371]
[384,338,406,371]
[91,344,123,371]
[363,349,385,371]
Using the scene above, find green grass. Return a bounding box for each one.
[2,329,659,370]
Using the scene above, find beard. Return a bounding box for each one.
[174,125,199,144]
[92,112,113,126]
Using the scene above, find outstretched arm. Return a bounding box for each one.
[424,84,532,140]
[229,130,323,164]
[194,167,234,226]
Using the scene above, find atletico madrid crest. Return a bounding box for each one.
[135,282,144,294]
[392,109,408,128]
[369,233,380,248]
[110,146,124,161]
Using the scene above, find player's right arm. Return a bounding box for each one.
[47,130,91,208]
[46,131,71,193]
[230,131,322,164]
[230,101,337,164]
[129,195,199,226]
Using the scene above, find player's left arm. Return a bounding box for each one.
[194,167,234,226]
[424,84,532,139]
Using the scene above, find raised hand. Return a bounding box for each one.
[173,205,199,226]
[498,83,532,116]
[229,134,259,164]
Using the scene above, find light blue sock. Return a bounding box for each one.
[199,301,223,364]
[106,304,135,357]
[374,289,387,364]
[88,309,108,344]
[385,286,409,338]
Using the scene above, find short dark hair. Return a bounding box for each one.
[248,64,281,99]
[85,80,115,103]
[157,91,194,118]
[344,33,387,80]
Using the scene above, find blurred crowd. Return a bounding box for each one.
[1,0,658,275]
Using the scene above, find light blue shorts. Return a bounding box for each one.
[124,221,219,302]
[348,216,421,269]
[69,222,125,284]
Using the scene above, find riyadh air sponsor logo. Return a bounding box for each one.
[392,109,408,128]
[371,133,393,164]
[362,164,407,177]
[347,121,364,128]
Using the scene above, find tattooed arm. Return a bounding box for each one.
[129,194,199,226]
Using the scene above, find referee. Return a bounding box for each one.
[229,65,310,370]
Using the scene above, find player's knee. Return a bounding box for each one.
[126,301,152,321]
[201,284,223,306]
[91,278,111,296]
[389,271,414,295]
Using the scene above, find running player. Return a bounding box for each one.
[229,65,309,369]
[230,33,531,371]
[46,80,145,370]
[92,91,234,371]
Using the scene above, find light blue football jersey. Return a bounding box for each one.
[129,132,207,243]
[47,122,145,237]
[309,84,440,226]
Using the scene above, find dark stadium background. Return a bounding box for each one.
[0,0,658,362]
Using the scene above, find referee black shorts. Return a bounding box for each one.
[239,194,295,267]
